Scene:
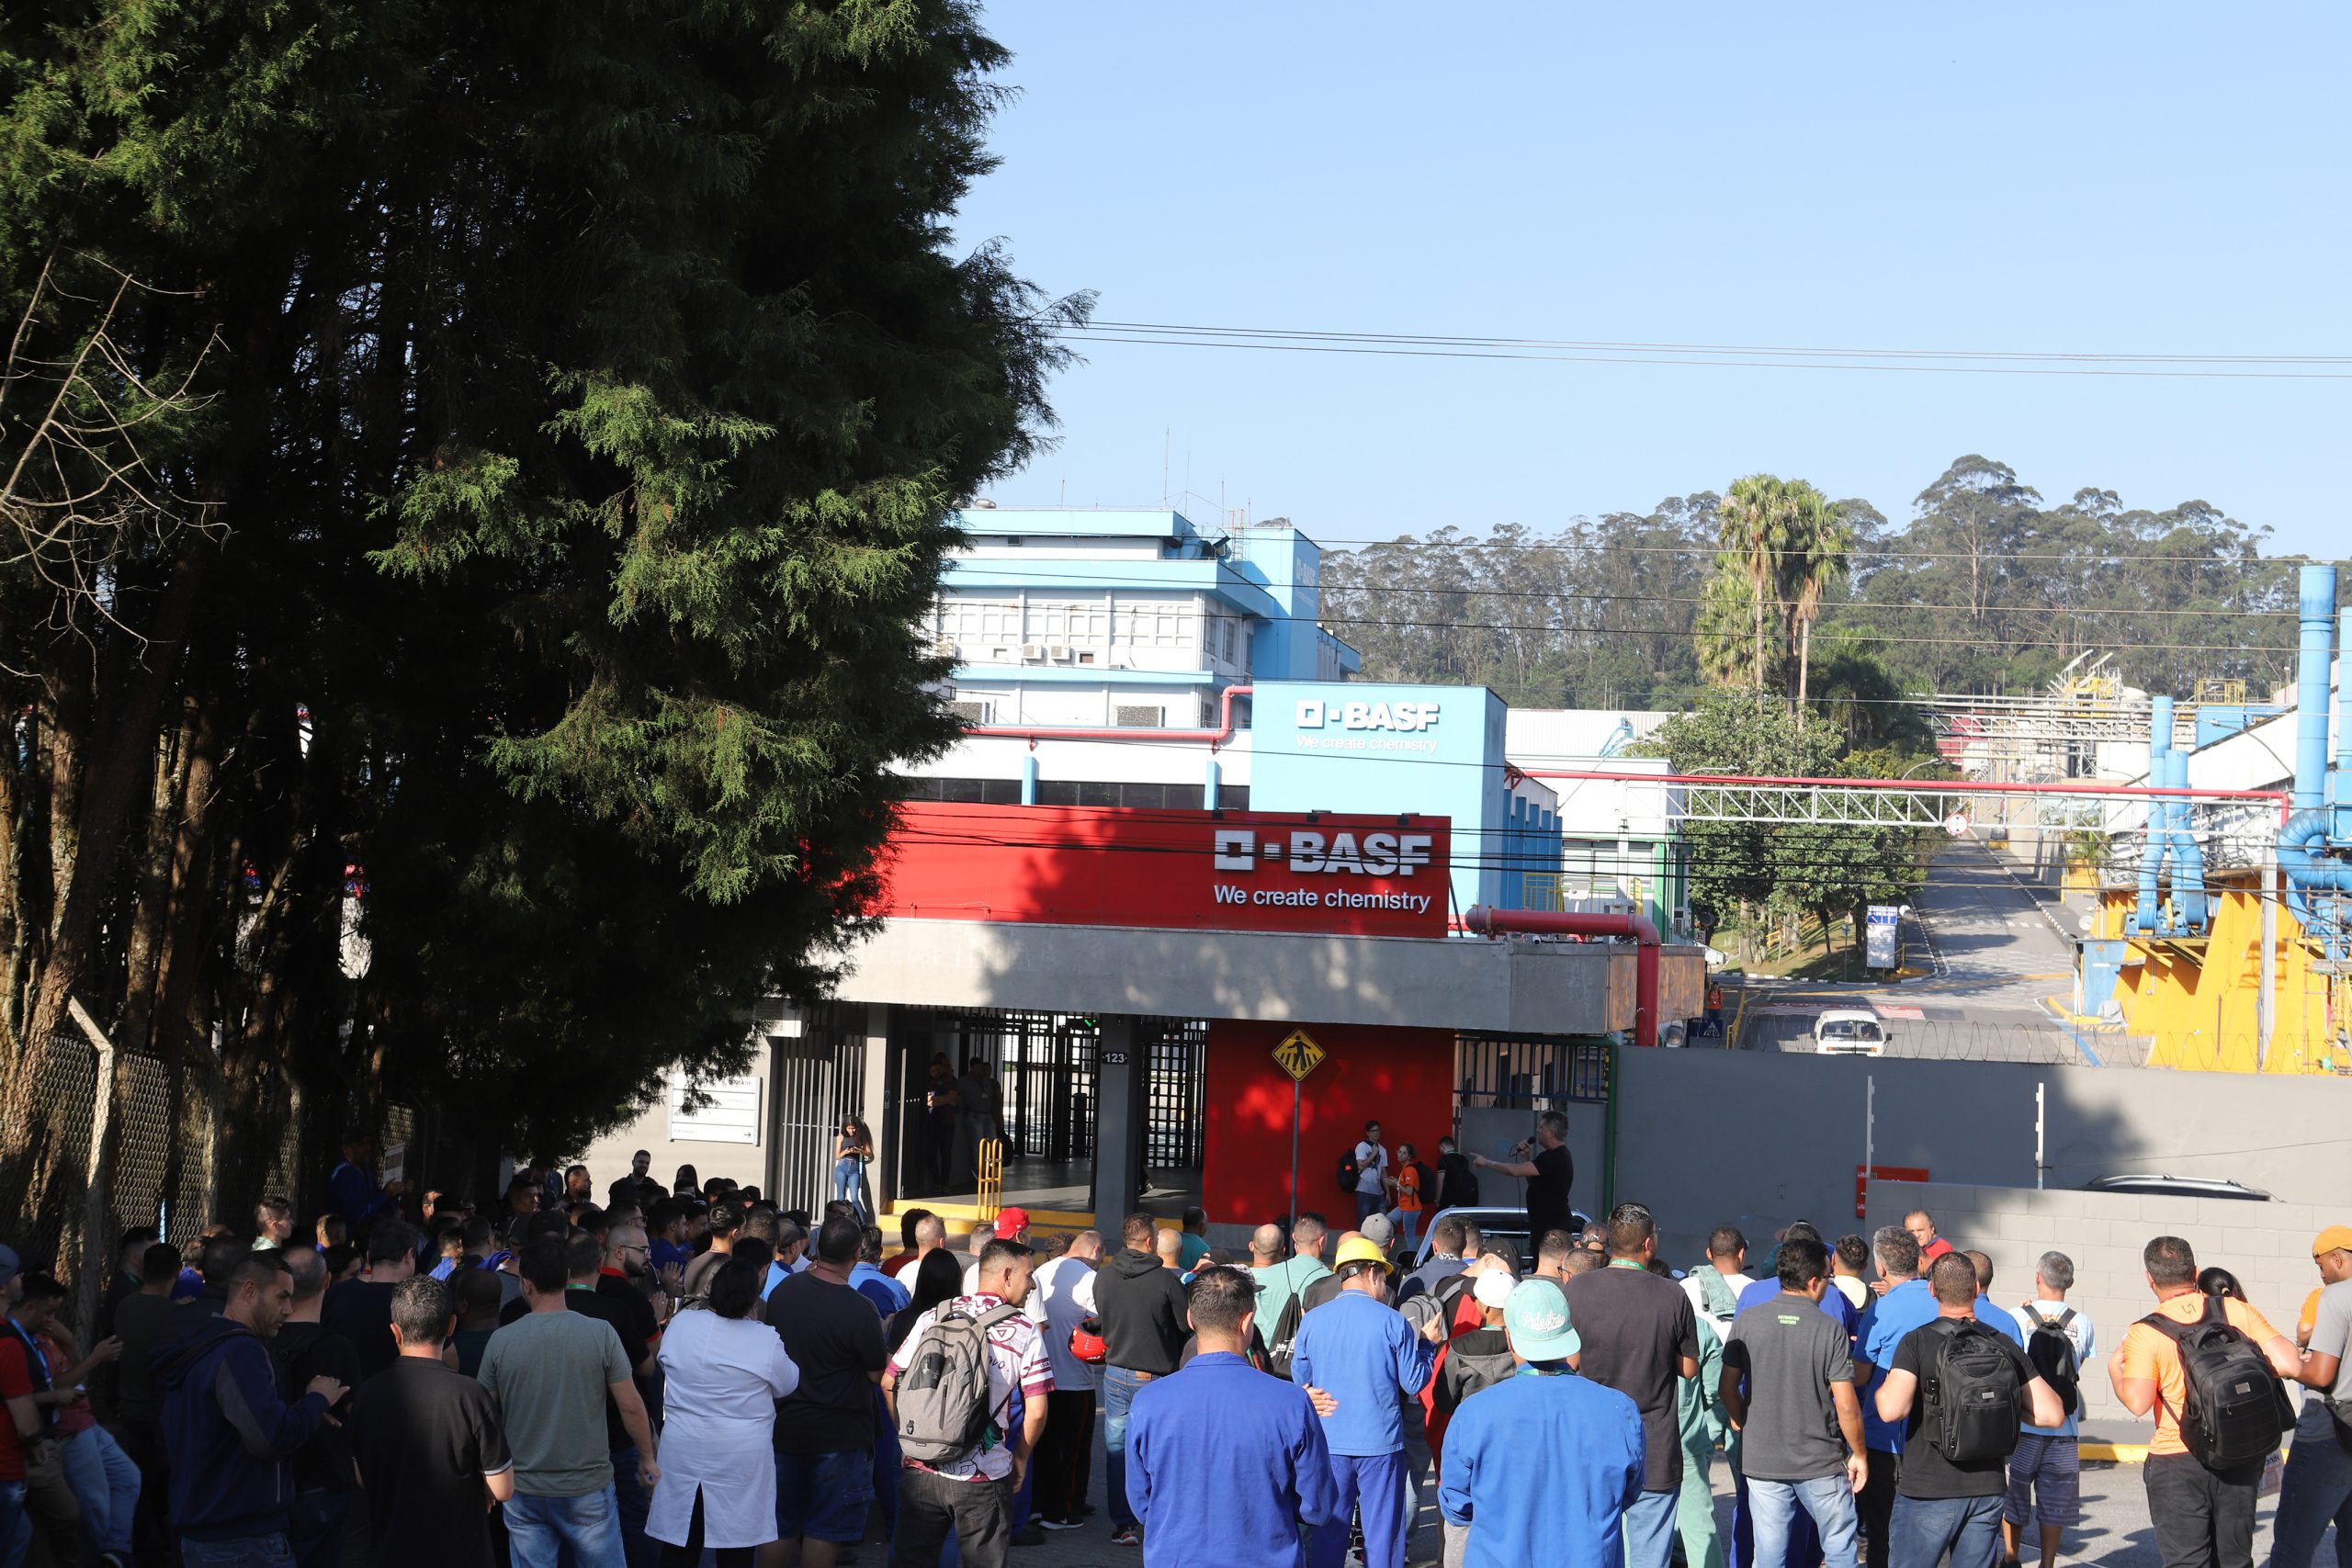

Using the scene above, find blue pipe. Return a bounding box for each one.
[2133,695,2174,932]
[2164,749,2207,932]
[2336,607,2352,844]
[2278,810,2351,961]
[2293,565,2335,813]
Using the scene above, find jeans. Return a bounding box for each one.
[2146,1450,2264,1568]
[506,1485,628,1568]
[181,1533,296,1568]
[831,1158,866,1219]
[1355,1190,1385,1224]
[1749,1474,1860,1568]
[0,1482,25,1568]
[1889,1493,2002,1568]
[286,1487,347,1568]
[2268,1409,2352,1568]
[1103,1366,1150,1530]
[1311,1450,1409,1568]
[1736,1461,1822,1568]
[60,1426,141,1557]
[1623,1487,1680,1568]
[896,1470,1012,1568]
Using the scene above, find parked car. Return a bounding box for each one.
[1407,1204,1595,1273]
[1812,1009,1888,1055]
[2083,1174,2270,1201]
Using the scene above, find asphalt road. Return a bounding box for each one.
[1737,840,2095,1064]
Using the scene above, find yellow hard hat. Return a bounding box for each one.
[1334,1235,1390,1273]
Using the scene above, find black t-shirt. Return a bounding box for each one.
[1889,1317,2039,1499]
[496,1287,650,1452]
[764,1270,887,1455]
[320,1280,400,1382]
[1526,1142,1575,1242]
[1561,1263,1700,1493]
[273,1321,366,1491]
[348,1358,512,1568]
[1435,1151,1480,1209]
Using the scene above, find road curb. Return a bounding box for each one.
[2078,1441,2146,1463]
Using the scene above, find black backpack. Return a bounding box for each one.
[2140,1296,2290,1471]
[1924,1322,2025,1464]
[1336,1147,1361,1196]
[1267,1290,1307,1380]
[2020,1304,2081,1418]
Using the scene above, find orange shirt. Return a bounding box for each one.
[2118,1292,2283,1457]
[1396,1165,1423,1213]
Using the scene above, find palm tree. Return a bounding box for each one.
[1776,481,1851,722]
[1716,475,1794,708]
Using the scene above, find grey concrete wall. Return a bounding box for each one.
[1457,1102,1606,1227]
[836,917,1687,1035]
[1606,1047,2352,1271]
[1863,1179,2336,1429]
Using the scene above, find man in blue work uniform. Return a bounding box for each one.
[329,1128,410,1229]
[1291,1235,1442,1568]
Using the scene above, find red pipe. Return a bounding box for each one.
[1516,769,2294,825]
[1462,905,1662,1048]
[967,684,1253,750]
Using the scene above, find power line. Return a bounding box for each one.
[944,559,2301,619]
[1057,321,2352,381]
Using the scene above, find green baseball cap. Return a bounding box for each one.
[1504,1277,1580,1362]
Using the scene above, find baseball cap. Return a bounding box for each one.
[1358,1213,1396,1249]
[1503,1277,1580,1361]
[1333,1235,1390,1274]
[2313,1224,2352,1258]
[993,1207,1031,1238]
[0,1244,17,1291]
[1473,1269,1518,1309]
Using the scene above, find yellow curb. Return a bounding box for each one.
[2078,1442,2147,1463]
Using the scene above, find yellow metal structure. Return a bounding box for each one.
[975,1137,1003,1222]
[2096,885,2346,1073]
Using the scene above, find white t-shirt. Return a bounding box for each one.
[1354,1142,1388,1197]
[887,1294,1055,1482]
[2294,1279,2352,1439]
[1682,1268,1754,1329]
[1029,1255,1102,1393]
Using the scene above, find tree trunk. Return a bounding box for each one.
[0,547,208,1219]
[1796,616,1812,727]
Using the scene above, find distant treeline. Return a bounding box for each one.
[1319,454,2323,716]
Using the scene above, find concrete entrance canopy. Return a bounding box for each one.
[832,915,1670,1034]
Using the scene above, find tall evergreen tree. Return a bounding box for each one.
[0,0,1084,1246]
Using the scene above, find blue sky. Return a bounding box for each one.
[953,5,2351,557]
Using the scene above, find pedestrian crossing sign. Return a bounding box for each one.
[1272,1029,1326,1081]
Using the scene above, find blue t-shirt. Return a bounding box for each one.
[1972,1296,2024,1348]
[1289,1292,1435,1457]
[1736,1276,1858,1340]
[1440,1366,1645,1568]
[1857,1280,1939,1453]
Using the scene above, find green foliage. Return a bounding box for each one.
[0,0,1083,1175]
[1632,697,1937,936]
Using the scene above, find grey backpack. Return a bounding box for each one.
[895,1303,1022,1466]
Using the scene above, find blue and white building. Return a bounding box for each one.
[930,507,1359,729]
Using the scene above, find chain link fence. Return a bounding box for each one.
[17,1020,435,1314]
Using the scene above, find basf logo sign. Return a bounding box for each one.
[882,804,1451,938]
[1291,696,1442,752]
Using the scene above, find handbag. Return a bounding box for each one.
[1069,1315,1107,1366]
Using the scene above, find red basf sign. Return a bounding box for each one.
[881,802,1451,938]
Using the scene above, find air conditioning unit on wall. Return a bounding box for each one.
[1114,705,1165,728]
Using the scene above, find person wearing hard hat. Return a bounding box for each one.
[1291,1235,1446,1568]
[2269,1224,2352,1568]
[1440,1279,1645,1568]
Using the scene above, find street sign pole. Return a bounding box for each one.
[1290,1077,1301,1224]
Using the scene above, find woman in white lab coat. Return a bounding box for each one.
[648,1256,800,1565]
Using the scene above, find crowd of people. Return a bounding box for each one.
[0,1124,2346,1568]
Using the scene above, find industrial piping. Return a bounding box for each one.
[2280,566,2346,959]
[1460,905,1661,1049]
[2133,696,2174,933]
